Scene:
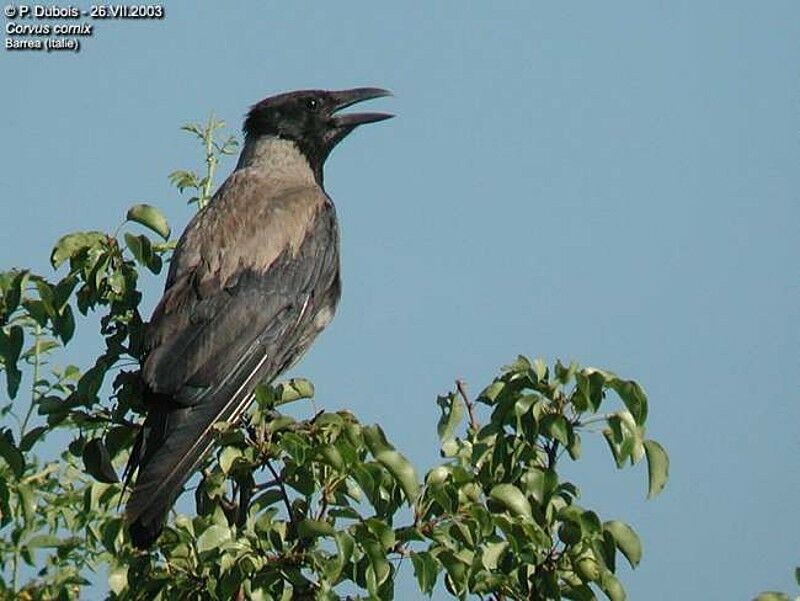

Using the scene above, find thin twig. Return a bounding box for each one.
[315,480,329,521]
[265,459,295,529]
[22,463,58,484]
[574,413,612,428]
[20,323,42,437]
[252,479,279,491]
[456,379,480,433]
[200,114,218,209]
[547,440,559,470]
[236,474,254,528]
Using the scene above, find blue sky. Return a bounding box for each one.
[2,2,798,598]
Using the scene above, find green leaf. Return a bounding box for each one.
[21,338,60,360]
[438,550,468,597]
[331,531,354,581]
[101,518,124,553]
[2,270,28,317]
[19,426,47,452]
[555,359,578,385]
[169,169,200,192]
[599,570,626,601]
[50,231,106,269]
[297,519,335,539]
[426,465,450,486]
[521,467,558,506]
[3,364,21,399]
[0,325,23,398]
[126,203,171,240]
[365,517,396,550]
[574,369,607,412]
[16,482,35,523]
[274,378,315,404]
[532,357,548,382]
[54,304,76,345]
[34,279,56,317]
[795,566,800,586]
[567,431,582,460]
[26,534,63,548]
[363,425,420,503]
[219,446,242,475]
[643,440,669,498]
[173,514,195,539]
[603,427,625,469]
[0,477,11,527]
[477,380,506,405]
[580,510,602,535]
[124,232,151,264]
[489,483,532,519]
[180,123,204,137]
[0,326,24,362]
[108,564,129,595]
[753,594,790,601]
[603,411,642,469]
[315,412,344,429]
[563,584,598,601]
[481,541,508,570]
[23,299,48,327]
[361,535,392,592]
[315,444,344,471]
[559,522,582,545]
[104,425,135,459]
[0,430,24,478]
[574,556,601,583]
[411,551,439,595]
[543,414,570,447]
[610,379,648,425]
[280,431,310,464]
[436,393,464,442]
[82,438,119,483]
[196,523,231,553]
[52,274,78,312]
[594,529,617,573]
[74,363,107,406]
[603,521,642,568]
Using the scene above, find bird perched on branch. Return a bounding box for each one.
[123,87,393,548]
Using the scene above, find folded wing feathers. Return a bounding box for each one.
[124,181,339,547]
[124,341,270,531]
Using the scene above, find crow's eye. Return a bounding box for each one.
[305,97,320,111]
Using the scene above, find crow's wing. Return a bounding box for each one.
[125,170,340,547]
[143,169,334,393]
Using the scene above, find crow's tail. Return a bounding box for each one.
[124,346,272,549]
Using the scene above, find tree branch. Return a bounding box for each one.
[265,459,295,530]
[456,379,480,433]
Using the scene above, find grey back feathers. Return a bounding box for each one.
[124,88,391,548]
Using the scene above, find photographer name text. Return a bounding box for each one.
[4,3,165,53]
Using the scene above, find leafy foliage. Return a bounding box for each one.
[0,116,672,600]
[169,114,239,210]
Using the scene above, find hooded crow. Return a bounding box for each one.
[123,87,392,548]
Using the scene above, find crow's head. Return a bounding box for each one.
[244,87,393,181]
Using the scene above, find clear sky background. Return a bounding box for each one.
[2,2,798,599]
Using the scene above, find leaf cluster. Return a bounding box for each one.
[401,357,667,601]
[96,355,669,601]
[168,114,238,210]
[0,198,176,598]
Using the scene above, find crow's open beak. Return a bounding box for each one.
[329,87,394,127]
